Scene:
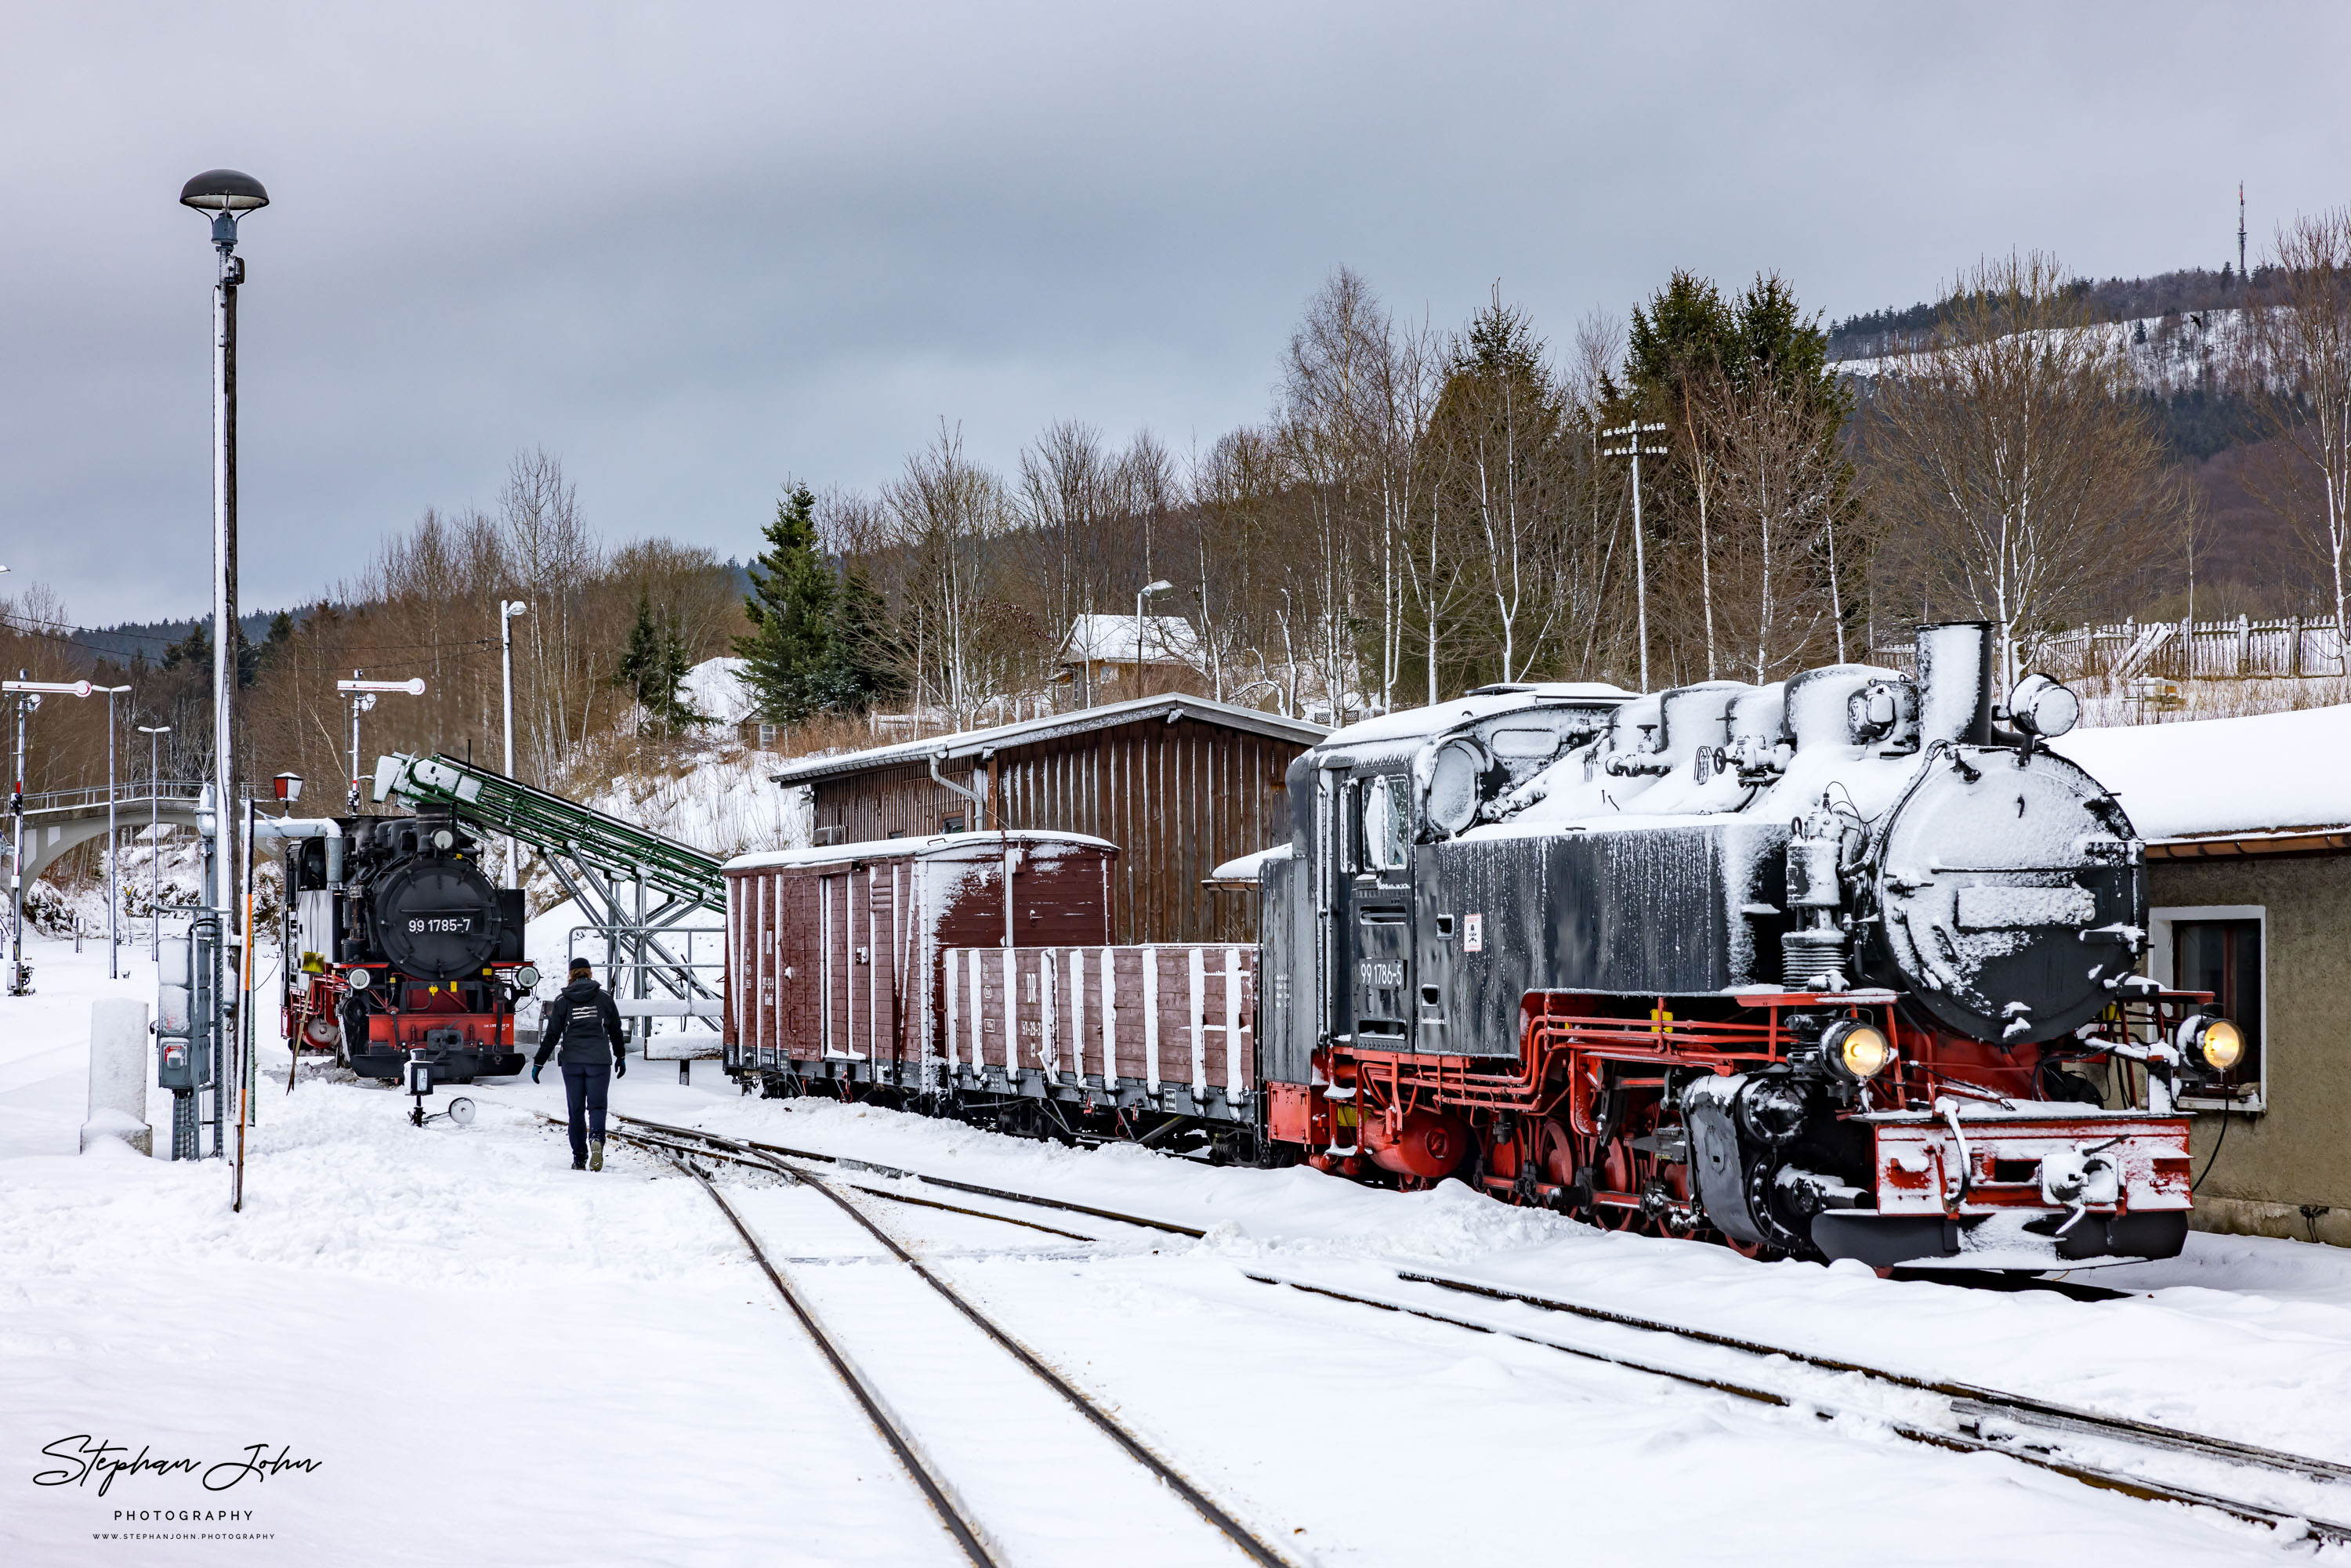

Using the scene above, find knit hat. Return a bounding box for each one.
[569,958,593,976]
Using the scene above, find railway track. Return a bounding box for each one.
[586,1114,1294,1568]
[595,1112,2351,1549]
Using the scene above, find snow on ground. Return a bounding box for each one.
[9,928,2351,1565]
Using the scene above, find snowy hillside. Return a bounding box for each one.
[1835,308,2244,394]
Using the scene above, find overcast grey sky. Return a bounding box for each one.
[3,2,2345,625]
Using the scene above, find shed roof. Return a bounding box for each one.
[769,693,1328,786]
[2055,703,2351,849]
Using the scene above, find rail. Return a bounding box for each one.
[605,1110,2351,1550]
[592,1114,1293,1566]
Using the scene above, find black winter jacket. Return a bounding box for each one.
[534,978,626,1068]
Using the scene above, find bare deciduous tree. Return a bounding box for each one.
[1864,253,2182,683]
[2239,208,2351,655]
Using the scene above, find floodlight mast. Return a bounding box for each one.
[1601,422,1669,692]
[179,168,268,935]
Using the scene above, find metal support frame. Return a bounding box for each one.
[375,751,726,1049]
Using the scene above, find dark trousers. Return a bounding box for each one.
[561,1063,611,1164]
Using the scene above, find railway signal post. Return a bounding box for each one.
[339,675,426,809]
[5,675,94,995]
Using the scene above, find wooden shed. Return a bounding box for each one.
[770,695,1324,945]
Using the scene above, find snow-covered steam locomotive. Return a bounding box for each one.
[281,809,535,1085]
[1254,621,2231,1269]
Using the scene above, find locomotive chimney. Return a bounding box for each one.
[1914,622,1995,747]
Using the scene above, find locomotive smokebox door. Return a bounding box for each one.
[372,858,505,980]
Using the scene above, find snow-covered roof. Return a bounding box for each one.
[2055,704,2351,842]
[679,657,759,728]
[1057,614,1203,665]
[769,693,1326,785]
[725,828,1118,872]
[1319,683,1633,749]
[1208,844,1293,882]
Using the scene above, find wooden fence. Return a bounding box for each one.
[1873,616,2350,685]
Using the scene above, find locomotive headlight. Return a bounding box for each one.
[346,967,374,990]
[1824,1019,1893,1080]
[2181,1015,2244,1072]
[514,965,540,990]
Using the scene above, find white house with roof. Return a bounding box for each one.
[2057,704,2351,1248]
[1054,614,1204,704]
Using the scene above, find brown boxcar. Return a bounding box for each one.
[723,827,1259,1144]
[723,830,1117,1088]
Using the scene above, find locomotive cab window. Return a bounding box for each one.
[2152,906,2266,1111]
[1360,776,1411,872]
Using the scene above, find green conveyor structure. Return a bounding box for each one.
[372,752,724,909]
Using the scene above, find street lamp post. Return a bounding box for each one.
[500,601,527,889]
[337,675,427,809]
[1135,579,1172,697]
[138,725,170,961]
[96,685,132,978]
[179,169,268,934]
[5,674,94,996]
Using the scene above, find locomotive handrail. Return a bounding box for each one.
[374,752,724,908]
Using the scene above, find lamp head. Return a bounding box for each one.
[180,169,268,248]
[179,169,270,213]
[1142,580,1172,596]
[273,772,304,803]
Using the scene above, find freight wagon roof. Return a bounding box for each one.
[2054,703,2351,845]
[766,694,1327,785]
[723,828,1118,873]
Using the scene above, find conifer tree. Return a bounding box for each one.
[615,591,706,732]
[817,563,906,713]
[735,482,839,721]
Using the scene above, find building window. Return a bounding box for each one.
[2150,905,2266,1111]
[944,815,965,835]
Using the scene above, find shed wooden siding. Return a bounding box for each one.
[806,715,1302,946]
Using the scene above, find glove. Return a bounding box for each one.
[614,1056,627,1078]
[530,1063,542,1084]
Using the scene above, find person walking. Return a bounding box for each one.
[531,958,627,1171]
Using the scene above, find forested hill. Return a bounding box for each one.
[1828,266,2256,361]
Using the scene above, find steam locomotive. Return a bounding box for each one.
[281,809,535,1085]
[1252,621,2226,1269]
[722,621,2237,1272]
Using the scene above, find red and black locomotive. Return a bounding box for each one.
[282,809,535,1086]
